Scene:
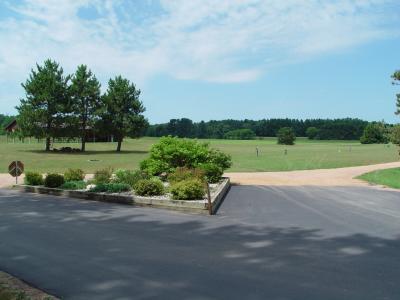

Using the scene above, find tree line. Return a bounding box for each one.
[16,59,147,152]
[146,118,371,140]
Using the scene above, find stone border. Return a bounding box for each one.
[14,178,230,215]
[0,270,59,300]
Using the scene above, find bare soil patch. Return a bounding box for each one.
[226,162,400,186]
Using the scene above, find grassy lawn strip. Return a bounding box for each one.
[0,271,58,300]
[357,167,400,189]
[1,136,398,173]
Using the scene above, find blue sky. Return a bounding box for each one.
[0,0,400,123]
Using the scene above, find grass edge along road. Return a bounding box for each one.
[357,167,400,189]
[0,136,398,173]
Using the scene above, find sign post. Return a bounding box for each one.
[8,161,24,184]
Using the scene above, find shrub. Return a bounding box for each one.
[198,163,223,183]
[224,128,256,140]
[140,136,232,175]
[170,179,205,200]
[44,173,65,188]
[94,167,113,184]
[89,183,131,193]
[306,127,319,140]
[61,181,87,190]
[64,168,85,182]
[360,122,389,144]
[277,127,296,145]
[24,171,44,186]
[134,178,165,196]
[113,169,150,187]
[168,167,205,183]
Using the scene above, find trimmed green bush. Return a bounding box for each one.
[94,167,113,184]
[198,163,223,183]
[170,179,205,200]
[89,183,131,193]
[44,173,65,188]
[24,171,44,186]
[277,127,296,145]
[113,169,150,187]
[64,168,85,182]
[140,136,232,175]
[134,178,165,196]
[61,181,87,190]
[168,167,205,183]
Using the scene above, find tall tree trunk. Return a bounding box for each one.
[81,136,86,152]
[45,137,51,151]
[116,137,123,152]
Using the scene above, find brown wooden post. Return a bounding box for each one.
[205,182,212,215]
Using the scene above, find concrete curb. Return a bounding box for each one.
[13,178,230,215]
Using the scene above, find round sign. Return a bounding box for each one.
[8,161,24,177]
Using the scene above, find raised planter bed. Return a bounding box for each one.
[14,178,230,215]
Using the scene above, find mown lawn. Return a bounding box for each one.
[0,136,398,173]
[357,167,400,189]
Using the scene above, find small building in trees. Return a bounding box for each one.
[4,119,17,133]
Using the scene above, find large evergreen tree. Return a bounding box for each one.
[16,59,70,151]
[393,70,400,115]
[102,76,147,152]
[70,65,101,151]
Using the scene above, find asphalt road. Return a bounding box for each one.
[1,186,400,300]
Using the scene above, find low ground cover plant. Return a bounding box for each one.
[64,168,85,182]
[168,167,205,183]
[170,178,205,200]
[44,173,65,188]
[89,183,131,193]
[134,178,165,196]
[24,171,43,186]
[61,181,87,190]
[94,167,113,184]
[113,169,150,187]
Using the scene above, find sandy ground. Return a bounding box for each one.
[225,161,400,186]
[1,161,399,188]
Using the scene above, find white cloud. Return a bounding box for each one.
[0,0,399,95]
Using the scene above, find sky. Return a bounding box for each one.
[0,0,400,124]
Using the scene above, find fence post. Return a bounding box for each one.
[205,182,212,215]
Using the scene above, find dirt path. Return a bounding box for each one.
[226,161,400,186]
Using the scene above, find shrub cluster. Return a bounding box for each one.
[89,183,131,193]
[44,173,65,188]
[61,181,87,190]
[94,167,113,184]
[64,168,85,182]
[113,169,150,187]
[170,179,205,200]
[140,136,231,183]
[24,171,44,186]
[134,178,165,196]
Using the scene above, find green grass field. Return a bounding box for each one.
[357,168,400,189]
[0,136,398,173]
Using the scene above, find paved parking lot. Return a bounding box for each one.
[1,185,400,299]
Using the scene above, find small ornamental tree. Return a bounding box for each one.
[102,76,148,152]
[306,127,319,140]
[16,59,70,151]
[392,70,400,115]
[277,127,296,145]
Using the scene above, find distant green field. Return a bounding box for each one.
[357,168,400,189]
[0,136,398,173]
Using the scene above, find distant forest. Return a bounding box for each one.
[146,118,375,140]
[1,114,388,140]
